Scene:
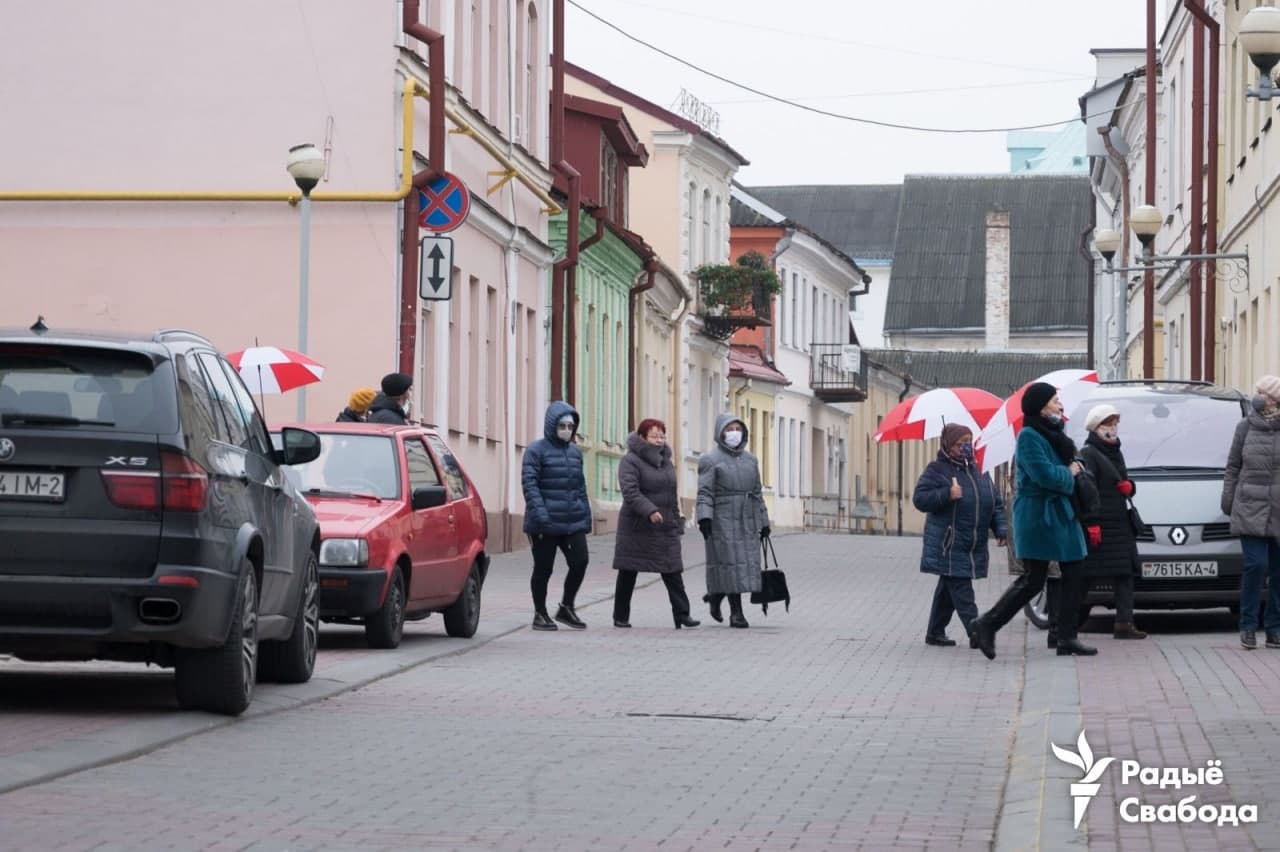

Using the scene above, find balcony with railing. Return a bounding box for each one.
[810,342,867,403]
[692,252,778,342]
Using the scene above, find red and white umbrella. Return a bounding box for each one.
[227,346,326,395]
[976,368,1099,472]
[874,387,1005,444]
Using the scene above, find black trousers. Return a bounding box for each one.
[529,531,589,614]
[984,558,1086,641]
[926,576,978,637]
[1049,574,1134,626]
[613,570,692,622]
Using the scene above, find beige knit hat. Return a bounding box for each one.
[1257,375,1280,402]
[1085,404,1121,433]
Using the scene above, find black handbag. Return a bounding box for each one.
[1126,501,1146,536]
[751,537,790,615]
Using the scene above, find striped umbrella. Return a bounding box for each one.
[226,346,325,395]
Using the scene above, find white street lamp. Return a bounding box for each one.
[286,143,326,421]
[1094,228,1122,265]
[1130,204,1163,255]
[1241,5,1280,101]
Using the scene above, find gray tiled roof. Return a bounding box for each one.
[729,195,778,228]
[884,174,1092,333]
[743,184,902,261]
[864,349,1089,397]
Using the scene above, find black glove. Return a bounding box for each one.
[760,526,771,540]
[698,518,712,539]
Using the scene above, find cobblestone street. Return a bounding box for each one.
[2,532,1278,851]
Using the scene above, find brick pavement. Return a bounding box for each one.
[0,533,1277,850]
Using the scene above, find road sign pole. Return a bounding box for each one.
[297,192,312,422]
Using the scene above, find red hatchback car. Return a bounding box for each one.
[273,423,488,648]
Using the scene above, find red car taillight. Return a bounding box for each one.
[101,452,208,512]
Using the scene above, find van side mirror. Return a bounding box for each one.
[275,427,322,466]
[411,485,448,510]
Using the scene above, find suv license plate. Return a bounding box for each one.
[1141,561,1218,578]
[0,471,65,501]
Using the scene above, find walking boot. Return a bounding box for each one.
[532,611,558,631]
[703,593,724,623]
[1241,630,1258,650]
[1056,638,1098,656]
[1046,629,1058,649]
[728,595,748,629]
[970,616,996,660]
[554,602,586,629]
[925,634,957,647]
[613,618,631,628]
[1113,622,1148,640]
[673,614,701,629]
[1267,631,1280,649]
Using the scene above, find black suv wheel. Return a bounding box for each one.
[259,552,320,683]
[175,564,258,715]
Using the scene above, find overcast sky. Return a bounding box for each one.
[565,0,1155,185]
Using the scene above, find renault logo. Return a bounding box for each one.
[0,438,14,462]
[1169,526,1188,546]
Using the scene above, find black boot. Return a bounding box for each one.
[703,593,724,623]
[728,594,748,629]
[970,615,996,660]
[532,611,558,631]
[673,614,701,629]
[1046,629,1058,649]
[1056,638,1098,656]
[554,602,586,629]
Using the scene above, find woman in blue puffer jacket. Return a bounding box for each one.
[913,423,1008,648]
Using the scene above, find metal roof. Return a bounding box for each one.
[743,184,903,261]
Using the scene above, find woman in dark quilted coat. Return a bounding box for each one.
[912,423,1008,648]
[521,400,592,631]
[611,419,699,629]
[1078,404,1147,641]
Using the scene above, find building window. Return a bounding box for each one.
[525,3,539,149]
[701,188,711,269]
[778,266,788,347]
[777,414,786,495]
[600,132,619,217]
[713,194,722,262]
[470,1,482,106]
[790,272,799,348]
[687,182,698,270]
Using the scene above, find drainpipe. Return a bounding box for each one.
[1185,0,1220,381]
[1101,127,1131,376]
[1143,0,1157,379]
[550,0,582,404]
[628,258,658,429]
[399,0,447,376]
[1080,221,1095,370]
[1187,5,1205,381]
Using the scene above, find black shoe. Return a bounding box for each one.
[1056,638,1098,656]
[555,603,586,629]
[971,617,996,660]
[532,611,558,631]
[613,618,631,628]
[1242,630,1258,650]
[1266,631,1280,649]
[969,632,979,650]
[729,612,749,629]
[703,594,724,623]
[925,634,957,647]
[674,615,701,629]
[1047,630,1058,649]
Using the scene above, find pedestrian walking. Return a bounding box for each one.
[611,419,700,629]
[971,382,1096,659]
[1221,375,1280,650]
[336,387,376,423]
[696,413,770,629]
[912,423,1008,648]
[366,372,413,425]
[522,400,592,631]
[1078,404,1148,640]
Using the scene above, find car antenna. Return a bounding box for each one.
[30,315,48,335]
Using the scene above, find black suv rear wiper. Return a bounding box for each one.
[306,488,383,502]
[0,412,115,427]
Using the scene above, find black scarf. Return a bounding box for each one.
[1085,432,1128,479]
[1025,413,1077,464]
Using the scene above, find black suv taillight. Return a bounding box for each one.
[101,451,208,511]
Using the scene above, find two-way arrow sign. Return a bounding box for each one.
[418,236,454,301]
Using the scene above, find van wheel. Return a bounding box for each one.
[365,568,406,649]
[443,564,481,638]
[259,553,319,683]
[176,564,257,716]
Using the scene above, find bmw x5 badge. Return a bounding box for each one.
[0,438,14,462]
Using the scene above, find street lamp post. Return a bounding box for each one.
[286,143,326,422]
[1128,204,1163,378]
[1093,228,1123,378]
[1242,5,1280,100]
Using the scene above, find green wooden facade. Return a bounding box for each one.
[549,212,643,509]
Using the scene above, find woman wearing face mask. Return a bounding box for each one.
[696,414,770,629]
[1078,405,1147,640]
[971,382,1095,659]
[1221,375,1280,650]
[912,423,1008,648]
[611,419,699,629]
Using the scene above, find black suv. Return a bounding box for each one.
[0,326,323,715]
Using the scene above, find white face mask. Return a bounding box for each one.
[1099,428,1118,442]
[556,421,575,442]
[722,430,744,449]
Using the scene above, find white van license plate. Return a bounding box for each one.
[1141,561,1218,578]
[0,471,65,501]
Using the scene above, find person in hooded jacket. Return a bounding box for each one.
[1222,375,1280,650]
[611,418,699,629]
[971,382,1096,660]
[336,387,376,423]
[913,423,1008,648]
[522,400,593,631]
[366,372,413,425]
[696,414,770,629]
[1078,404,1147,641]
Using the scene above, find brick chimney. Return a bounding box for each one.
[984,207,1011,351]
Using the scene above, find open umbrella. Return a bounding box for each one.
[874,387,1005,443]
[976,369,1099,472]
[226,346,325,396]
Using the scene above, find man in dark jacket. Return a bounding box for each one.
[522,400,592,630]
[366,372,413,424]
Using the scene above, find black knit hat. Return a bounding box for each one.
[1020,381,1058,418]
[381,372,413,397]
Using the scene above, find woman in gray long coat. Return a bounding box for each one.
[697,413,770,628]
[1222,375,1280,650]
[612,419,700,629]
